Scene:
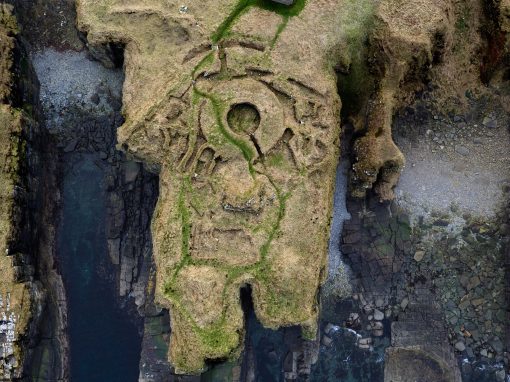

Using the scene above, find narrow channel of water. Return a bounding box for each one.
[58,154,142,381]
[33,49,144,381]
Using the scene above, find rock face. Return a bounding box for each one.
[0,5,45,378]
[13,0,160,379]
[0,97,33,381]
[350,0,453,201]
[77,0,347,373]
[33,46,158,310]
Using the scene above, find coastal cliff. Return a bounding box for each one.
[0,0,508,380]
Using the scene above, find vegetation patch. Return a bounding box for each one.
[212,0,307,43]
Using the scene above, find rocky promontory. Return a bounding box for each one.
[0,0,508,380]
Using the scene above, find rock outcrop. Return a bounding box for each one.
[350,0,453,201]
[76,0,350,373]
[503,0,510,32]
[349,0,510,202]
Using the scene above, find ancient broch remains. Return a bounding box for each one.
[77,0,348,373]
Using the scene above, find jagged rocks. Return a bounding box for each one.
[340,189,510,380]
[339,199,467,381]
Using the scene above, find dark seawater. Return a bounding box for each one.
[58,154,142,382]
[239,287,291,382]
[309,325,387,382]
[202,288,388,382]
[240,300,387,382]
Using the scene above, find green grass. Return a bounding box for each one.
[178,177,192,259]
[265,151,289,169]
[271,17,289,47]
[455,4,471,34]
[212,0,307,43]
[259,186,289,261]
[170,176,193,281]
[198,322,239,353]
[0,10,19,34]
[301,325,316,340]
[193,87,256,174]
[192,52,215,78]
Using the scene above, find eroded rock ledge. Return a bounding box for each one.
[349,0,453,201]
[349,0,510,202]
